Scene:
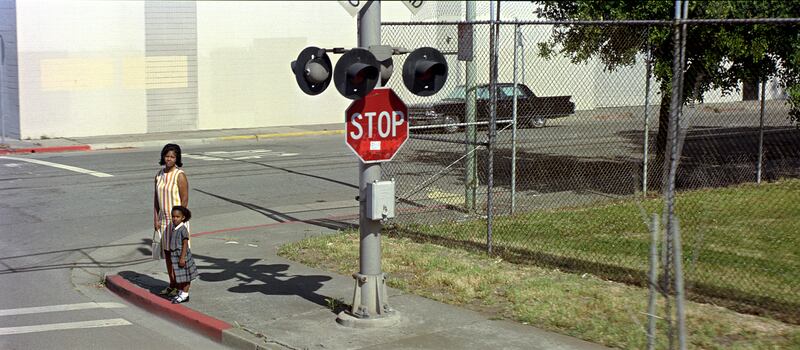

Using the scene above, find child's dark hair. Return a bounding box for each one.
[171,206,192,222]
[159,143,183,167]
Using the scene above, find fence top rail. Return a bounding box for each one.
[382,18,800,26]
[382,20,667,26]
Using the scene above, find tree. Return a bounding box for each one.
[533,0,800,189]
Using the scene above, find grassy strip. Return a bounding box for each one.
[407,180,800,315]
[279,230,800,349]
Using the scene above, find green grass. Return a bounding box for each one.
[405,179,800,316]
[279,230,800,349]
[279,180,800,349]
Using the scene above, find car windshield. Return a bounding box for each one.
[445,86,490,100]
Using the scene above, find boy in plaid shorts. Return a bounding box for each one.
[167,206,198,304]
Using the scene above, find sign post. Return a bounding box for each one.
[336,0,403,328]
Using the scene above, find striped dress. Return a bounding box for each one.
[155,167,188,250]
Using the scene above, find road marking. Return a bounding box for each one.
[219,129,344,141]
[205,149,272,155]
[183,154,224,161]
[184,149,298,161]
[0,302,126,317]
[0,156,113,177]
[0,319,131,335]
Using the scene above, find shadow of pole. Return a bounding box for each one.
[117,253,337,312]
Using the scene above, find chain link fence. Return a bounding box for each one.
[381,19,799,327]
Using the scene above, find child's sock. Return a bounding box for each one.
[179,291,189,298]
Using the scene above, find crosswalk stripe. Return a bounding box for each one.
[0,156,113,177]
[0,318,132,335]
[0,302,126,316]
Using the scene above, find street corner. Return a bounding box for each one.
[105,273,233,342]
[0,144,92,155]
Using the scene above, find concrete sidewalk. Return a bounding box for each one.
[0,123,345,154]
[71,203,609,350]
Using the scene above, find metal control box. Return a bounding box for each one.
[366,180,395,220]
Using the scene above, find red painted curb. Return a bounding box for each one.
[105,274,232,342]
[0,145,91,155]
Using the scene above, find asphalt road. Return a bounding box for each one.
[0,135,359,349]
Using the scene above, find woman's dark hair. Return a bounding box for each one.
[159,143,183,167]
[171,205,192,222]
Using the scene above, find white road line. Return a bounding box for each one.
[0,319,131,336]
[0,302,126,317]
[206,149,271,155]
[0,156,113,177]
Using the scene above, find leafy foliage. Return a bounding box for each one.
[534,0,800,122]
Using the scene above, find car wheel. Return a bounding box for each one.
[442,115,460,134]
[529,116,546,128]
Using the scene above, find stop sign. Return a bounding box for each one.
[345,88,409,163]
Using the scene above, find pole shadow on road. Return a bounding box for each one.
[194,188,357,232]
[210,155,359,190]
[0,239,152,275]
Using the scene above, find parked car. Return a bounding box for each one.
[408,83,576,133]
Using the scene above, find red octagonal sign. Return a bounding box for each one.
[345,88,409,163]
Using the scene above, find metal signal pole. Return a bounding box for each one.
[337,0,399,328]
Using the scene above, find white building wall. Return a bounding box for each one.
[12,0,765,139]
[195,1,412,130]
[16,0,146,139]
[14,0,414,138]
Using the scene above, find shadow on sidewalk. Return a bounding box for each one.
[118,254,337,312]
[194,254,334,310]
[118,270,170,294]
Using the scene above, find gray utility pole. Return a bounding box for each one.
[337,0,399,328]
[0,34,5,144]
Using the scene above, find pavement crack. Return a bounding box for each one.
[239,325,302,350]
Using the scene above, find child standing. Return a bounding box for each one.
[167,206,198,304]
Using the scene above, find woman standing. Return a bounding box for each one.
[153,143,189,297]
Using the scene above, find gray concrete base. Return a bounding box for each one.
[336,310,403,329]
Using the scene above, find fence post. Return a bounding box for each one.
[757,80,766,184]
[663,1,690,348]
[672,217,687,350]
[464,1,478,211]
[647,214,660,350]
[643,36,653,195]
[511,23,519,214]
[487,0,500,254]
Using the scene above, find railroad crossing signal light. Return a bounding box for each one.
[291,46,332,95]
[402,47,448,96]
[379,58,393,86]
[334,48,381,100]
